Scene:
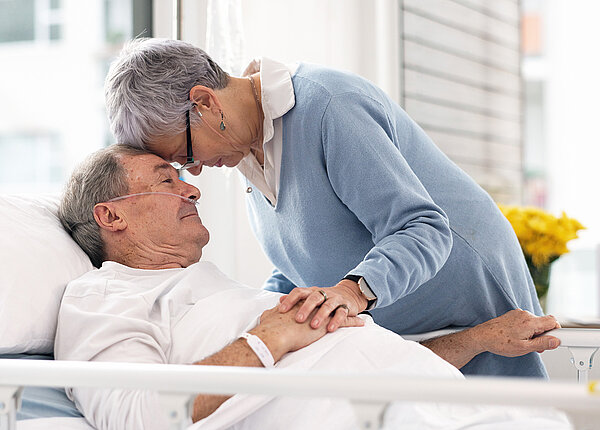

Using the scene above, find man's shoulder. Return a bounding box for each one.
[62,265,117,299]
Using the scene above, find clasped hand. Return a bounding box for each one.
[253,300,364,362]
[277,280,368,333]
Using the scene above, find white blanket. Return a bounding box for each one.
[18,417,94,430]
[54,261,571,430]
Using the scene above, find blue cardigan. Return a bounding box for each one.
[243,64,545,377]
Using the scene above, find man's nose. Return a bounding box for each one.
[182,182,201,201]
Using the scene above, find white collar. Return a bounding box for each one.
[242,57,297,144]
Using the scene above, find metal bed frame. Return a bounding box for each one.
[404,327,600,383]
[1,327,599,430]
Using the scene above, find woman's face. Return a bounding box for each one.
[149,109,251,176]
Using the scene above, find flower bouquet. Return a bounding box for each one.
[498,205,585,309]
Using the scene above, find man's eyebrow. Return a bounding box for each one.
[153,163,173,173]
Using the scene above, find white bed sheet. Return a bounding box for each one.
[17,404,571,430]
[17,417,93,430]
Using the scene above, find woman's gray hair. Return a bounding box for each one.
[104,38,230,148]
[58,145,150,267]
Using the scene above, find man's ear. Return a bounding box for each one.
[93,203,127,232]
[189,85,220,112]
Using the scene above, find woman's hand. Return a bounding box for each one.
[278,280,369,332]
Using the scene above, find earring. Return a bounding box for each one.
[192,102,202,117]
[220,110,226,130]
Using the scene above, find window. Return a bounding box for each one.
[0,0,64,44]
[0,0,36,43]
[0,0,151,194]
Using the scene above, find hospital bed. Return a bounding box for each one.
[1,333,600,430]
[1,193,600,430]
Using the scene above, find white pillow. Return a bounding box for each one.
[0,194,93,354]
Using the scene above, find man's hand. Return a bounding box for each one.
[278,281,368,333]
[422,309,561,369]
[471,309,561,357]
[191,301,364,422]
[252,301,365,362]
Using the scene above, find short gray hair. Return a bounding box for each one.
[104,38,230,148]
[58,145,150,267]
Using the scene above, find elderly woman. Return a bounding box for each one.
[104,38,545,378]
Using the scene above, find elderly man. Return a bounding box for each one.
[55,145,565,430]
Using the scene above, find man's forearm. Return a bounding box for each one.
[422,310,562,369]
[421,328,483,369]
[191,336,267,422]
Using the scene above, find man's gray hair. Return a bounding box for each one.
[58,145,150,267]
[105,38,230,148]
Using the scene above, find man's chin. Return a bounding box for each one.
[186,246,205,267]
[196,228,210,255]
[200,226,210,245]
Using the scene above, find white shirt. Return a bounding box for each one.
[237,58,298,206]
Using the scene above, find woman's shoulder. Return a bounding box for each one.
[292,63,391,111]
[293,63,376,97]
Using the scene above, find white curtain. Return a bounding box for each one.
[206,0,245,75]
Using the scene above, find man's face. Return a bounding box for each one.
[115,153,209,267]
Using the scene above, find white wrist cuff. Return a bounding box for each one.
[239,333,275,368]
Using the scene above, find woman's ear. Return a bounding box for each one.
[93,203,127,232]
[189,85,220,111]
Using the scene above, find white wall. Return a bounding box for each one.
[240,0,400,101]
[539,1,600,317]
[545,0,600,249]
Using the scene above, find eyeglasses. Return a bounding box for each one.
[173,108,201,172]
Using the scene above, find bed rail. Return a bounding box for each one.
[403,327,600,384]
[1,359,599,430]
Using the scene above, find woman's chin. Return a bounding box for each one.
[225,156,243,168]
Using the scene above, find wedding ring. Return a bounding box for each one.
[337,304,349,312]
[318,289,328,303]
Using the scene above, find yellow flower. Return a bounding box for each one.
[498,205,585,267]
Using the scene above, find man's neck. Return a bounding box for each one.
[106,255,186,270]
[104,246,194,270]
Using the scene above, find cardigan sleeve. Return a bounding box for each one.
[321,92,453,308]
[263,267,297,294]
